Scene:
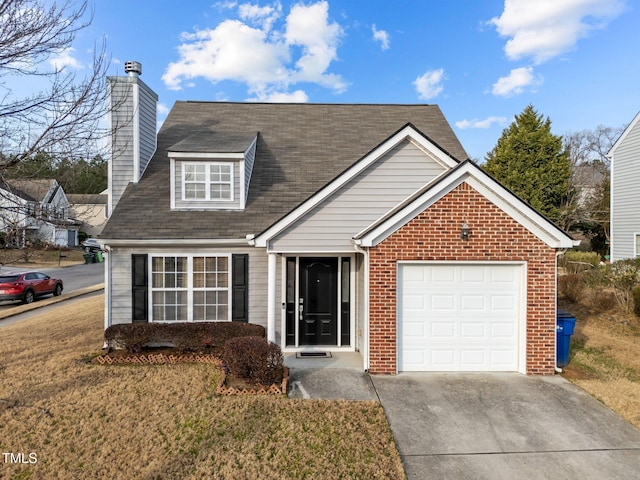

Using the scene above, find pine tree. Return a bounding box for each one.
[484,105,570,223]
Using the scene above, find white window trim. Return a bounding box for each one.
[635,233,640,258]
[148,253,232,322]
[181,162,234,202]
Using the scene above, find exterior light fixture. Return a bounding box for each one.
[460,222,470,241]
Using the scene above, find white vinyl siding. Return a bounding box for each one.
[271,140,448,252]
[107,76,157,214]
[244,140,256,204]
[611,114,640,261]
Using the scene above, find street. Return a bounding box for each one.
[0,262,104,311]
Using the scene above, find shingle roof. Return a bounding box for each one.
[2,179,56,202]
[67,194,108,205]
[101,102,469,240]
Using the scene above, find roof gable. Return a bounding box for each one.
[608,110,640,157]
[354,160,576,249]
[254,124,459,247]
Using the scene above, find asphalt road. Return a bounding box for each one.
[0,261,104,311]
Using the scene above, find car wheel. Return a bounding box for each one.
[53,283,62,297]
[84,246,91,253]
[23,290,35,304]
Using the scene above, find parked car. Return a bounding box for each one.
[82,238,102,253]
[0,272,63,304]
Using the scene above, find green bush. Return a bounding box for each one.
[104,322,266,353]
[222,336,284,386]
[560,251,600,274]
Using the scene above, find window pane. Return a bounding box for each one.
[217,257,228,271]
[217,272,228,288]
[185,164,205,181]
[185,184,206,199]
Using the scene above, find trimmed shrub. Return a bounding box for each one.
[222,336,284,386]
[104,322,266,354]
[558,274,586,303]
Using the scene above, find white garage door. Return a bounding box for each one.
[398,263,524,372]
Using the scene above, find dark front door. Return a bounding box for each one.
[299,257,338,346]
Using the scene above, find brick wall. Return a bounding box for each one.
[368,182,557,375]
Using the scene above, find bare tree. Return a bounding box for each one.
[0,0,110,168]
[0,0,113,248]
[560,125,625,255]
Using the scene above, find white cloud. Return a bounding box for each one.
[491,66,542,97]
[489,0,625,64]
[413,69,444,100]
[238,2,281,30]
[163,1,346,98]
[49,47,82,70]
[456,116,508,130]
[284,1,346,91]
[247,89,309,102]
[157,103,170,116]
[372,24,390,50]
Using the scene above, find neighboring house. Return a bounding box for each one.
[608,110,640,261]
[67,192,108,237]
[0,178,78,247]
[101,63,575,375]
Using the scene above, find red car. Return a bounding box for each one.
[0,271,63,304]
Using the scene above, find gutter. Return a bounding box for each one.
[99,238,252,248]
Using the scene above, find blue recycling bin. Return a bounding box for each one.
[556,310,576,368]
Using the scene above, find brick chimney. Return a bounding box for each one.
[106,61,158,216]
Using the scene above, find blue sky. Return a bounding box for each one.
[63,0,640,160]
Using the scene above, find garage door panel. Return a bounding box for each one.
[461,322,484,337]
[398,263,522,372]
[431,322,455,337]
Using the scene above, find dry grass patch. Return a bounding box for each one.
[0,297,404,479]
[560,298,640,429]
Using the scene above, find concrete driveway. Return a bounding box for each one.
[371,373,640,479]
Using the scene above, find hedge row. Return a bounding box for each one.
[105,322,265,353]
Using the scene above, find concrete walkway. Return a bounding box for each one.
[286,366,640,479]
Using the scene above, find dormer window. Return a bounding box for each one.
[183,163,233,201]
[169,131,257,211]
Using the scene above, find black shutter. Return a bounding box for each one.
[132,254,148,323]
[232,254,249,322]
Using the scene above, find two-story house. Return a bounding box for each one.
[0,178,78,247]
[100,62,575,375]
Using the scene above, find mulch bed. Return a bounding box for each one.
[216,367,289,396]
[94,348,289,396]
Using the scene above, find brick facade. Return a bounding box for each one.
[368,182,557,375]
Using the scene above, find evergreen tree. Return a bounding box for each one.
[484,105,570,223]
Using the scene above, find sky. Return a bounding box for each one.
[56,0,640,160]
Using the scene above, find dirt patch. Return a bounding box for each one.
[559,296,640,428]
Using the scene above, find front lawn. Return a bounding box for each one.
[0,296,405,479]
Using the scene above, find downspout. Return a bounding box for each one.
[103,245,112,349]
[555,249,567,373]
[353,242,369,372]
